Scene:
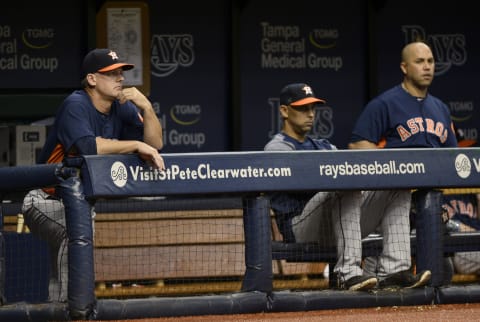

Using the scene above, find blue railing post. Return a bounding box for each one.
[414,189,444,287]
[241,195,273,293]
[57,165,97,320]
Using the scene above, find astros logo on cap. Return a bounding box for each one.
[303,86,313,95]
[108,50,119,60]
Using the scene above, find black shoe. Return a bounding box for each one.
[379,269,431,289]
[343,274,378,291]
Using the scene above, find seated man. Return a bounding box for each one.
[444,192,480,275]
[443,127,479,276]
[265,83,430,291]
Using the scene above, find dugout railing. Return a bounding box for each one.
[0,148,480,321]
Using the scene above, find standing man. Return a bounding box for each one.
[22,48,165,302]
[349,41,457,287]
[349,41,457,149]
[265,83,430,291]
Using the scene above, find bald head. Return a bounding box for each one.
[401,42,433,63]
[400,41,435,96]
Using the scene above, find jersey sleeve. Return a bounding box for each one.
[264,134,296,151]
[440,103,458,147]
[264,141,293,151]
[56,101,96,154]
[350,97,388,144]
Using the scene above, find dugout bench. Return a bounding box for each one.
[94,196,331,297]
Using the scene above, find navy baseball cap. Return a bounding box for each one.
[280,83,326,106]
[82,48,134,78]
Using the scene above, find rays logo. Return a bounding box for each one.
[268,98,334,139]
[402,25,467,76]
[150,34,195,77]
[455,153,471,179]
[111,161,128,187]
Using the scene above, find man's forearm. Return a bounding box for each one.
[142,106,163,150]
[348,140,378,150]
[96,137,140,154]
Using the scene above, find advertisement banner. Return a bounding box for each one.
[147,1,230,153]
[239,0,368,150]
[374,0,479,147]
[0,0,87,88]
[80,148,480,198]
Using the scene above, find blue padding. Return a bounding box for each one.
[95,293,268,320]
[241,196,273,293]
[0,293,267,321]
[0,302,67,322]
[436,285,480,304]
[57,175,96,319]
[270,288,435,311]
[80,148,480,198]
[414,190,444,287]
[0,164,60,191]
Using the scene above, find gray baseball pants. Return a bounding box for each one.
[22,188,95,303]
[292,190,412,281]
